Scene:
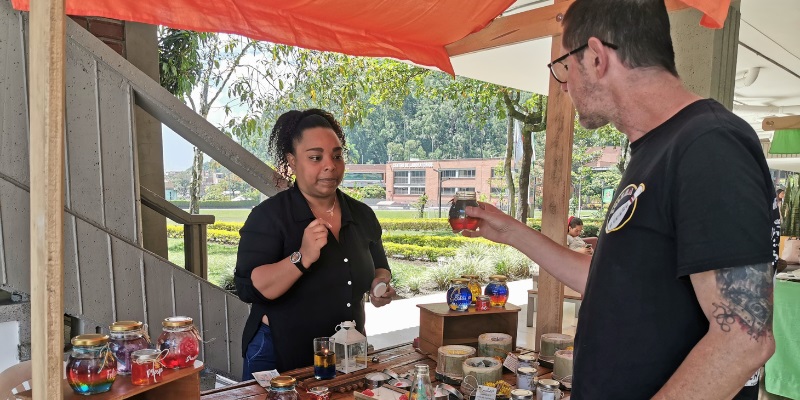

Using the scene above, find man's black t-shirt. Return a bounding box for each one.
[571,99,778,399]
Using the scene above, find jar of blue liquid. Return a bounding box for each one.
[313,337,336,379]
[447,278,472,311]
[485,275,509,307]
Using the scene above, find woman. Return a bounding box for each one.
[234,109,395,379]
[566,216,593,255]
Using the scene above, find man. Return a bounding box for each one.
[463,0,778,398]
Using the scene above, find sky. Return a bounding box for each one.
[162,125,195,172]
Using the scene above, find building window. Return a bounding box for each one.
[394,170,425,185]
[344,172,384,181]
[410,187,426,195]
[441,187,475,195]
[393,186,409,195]
[440,169,475,179]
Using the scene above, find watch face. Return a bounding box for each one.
[290,252,301,263]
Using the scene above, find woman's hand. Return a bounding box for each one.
[369,277,395,307]
[299,218,329,267]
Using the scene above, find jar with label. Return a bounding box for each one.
[157,316,200,369]
[446,279,472,311]
[511,389,534,400]
[516,366,537,391]
[108,320,150,375]
[484,275,509,307]
[460,275,482,304]
[308,386,330,400]
[66,334,117,395]
[535,379,561,400]
[130,348,166,386]
[475,295,491,311]
[267,376,299,400]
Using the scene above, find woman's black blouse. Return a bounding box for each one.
[234,186,390,372]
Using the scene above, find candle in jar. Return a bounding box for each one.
[553,350,573,381]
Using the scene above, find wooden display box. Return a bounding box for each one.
[416,303,520,356]
[16,361,204,399]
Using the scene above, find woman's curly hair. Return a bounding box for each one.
[267,108,346,181]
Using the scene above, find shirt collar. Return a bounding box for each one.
[289,185,355,226]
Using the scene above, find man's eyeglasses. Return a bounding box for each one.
[547,41,618,84]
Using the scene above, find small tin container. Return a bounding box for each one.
[309,386,330,400]
[516,366,537,391]
[365,372,391,389]
[475,295,491,311]
[518,354,537,369]
[510,389,534,400]
[535,379,561,400]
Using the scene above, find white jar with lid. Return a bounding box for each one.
[535,379,562,400]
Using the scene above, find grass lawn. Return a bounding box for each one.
[168,238,237,287]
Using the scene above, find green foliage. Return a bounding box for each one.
[413,194,429,218]
[382,242,456,262]
[383,234,492,248]
[158,29,210,99]
[380,218,452,231]
[340,187,364,201]
[783,174,800,237]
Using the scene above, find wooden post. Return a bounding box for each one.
[184,224,208,280]
[536,27,575,348]
[29,0,66,397]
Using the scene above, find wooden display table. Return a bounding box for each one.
[201,344,569,400]
[416,303,521,356]
[16,361,204,399]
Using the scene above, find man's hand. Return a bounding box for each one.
[369,277,395,307]
[461,202,524,245]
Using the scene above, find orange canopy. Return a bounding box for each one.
[11,0,731,74]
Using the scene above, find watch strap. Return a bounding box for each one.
[291,251,306,274]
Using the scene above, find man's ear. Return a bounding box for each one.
[586,37,610,79]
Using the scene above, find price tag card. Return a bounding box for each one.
[475,385,498,400]
[252,369,280,388]
[503,352,519,372]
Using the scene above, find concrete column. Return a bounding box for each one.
[125,22,168,258]
[669,2,741,109]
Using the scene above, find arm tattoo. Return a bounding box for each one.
[712,263,773,340]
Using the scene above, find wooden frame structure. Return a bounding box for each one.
[26,0,735,396]
[763,115,800,131]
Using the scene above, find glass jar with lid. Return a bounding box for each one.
[460,275,482,304]
[484,274,509,307]
[130,348,165,386]
[157,316,200,369]
[267,376,299,400]
[535,379,562,400]
[108,320,150,375]
[66,334,117,395]
[448,191,479,232]
[446,278,472,311]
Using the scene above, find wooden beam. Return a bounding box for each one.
[140,186,215,225]
[446,0,692,57]
[763,115,800,131]
[29,0,66,397]
[535,26,576,348]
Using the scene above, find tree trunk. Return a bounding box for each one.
[504,115,516,217]
[190,147,203,214]
[516,125,533,222]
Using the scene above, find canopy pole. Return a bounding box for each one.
[536,23,575,348]
[29,0,66,397]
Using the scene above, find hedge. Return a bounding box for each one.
[167,225,240,245]
[168,199,260,209]
[382,242,456,261]
[383,233,494,248]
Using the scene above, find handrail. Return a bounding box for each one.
[140,186,215,225]
[65,18,289,197]
[140,186,214,279]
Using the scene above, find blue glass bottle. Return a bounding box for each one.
[484,275,509,307]
[446,279,472,311]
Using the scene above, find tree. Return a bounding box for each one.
[413,194,429,218]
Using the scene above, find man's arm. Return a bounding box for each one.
[652,263,775,399]
[463,203,593,294]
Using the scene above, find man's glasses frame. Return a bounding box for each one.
[547,41,619,84]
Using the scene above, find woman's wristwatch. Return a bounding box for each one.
[290,251,306,273]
